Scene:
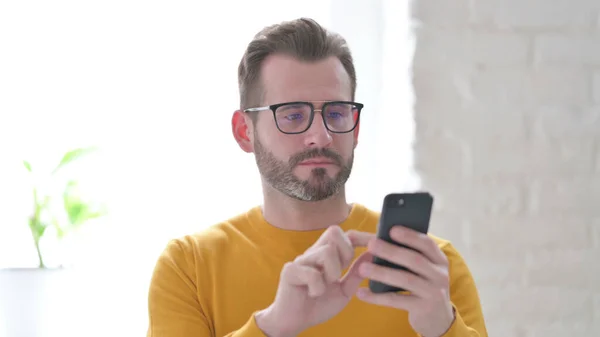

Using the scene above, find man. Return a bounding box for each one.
[147,18,487,337]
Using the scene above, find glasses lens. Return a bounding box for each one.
[323,102,359,132]
[274,103,312,133]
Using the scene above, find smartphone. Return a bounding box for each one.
[368,192,434,293]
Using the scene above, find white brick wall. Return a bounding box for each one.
[534,35,600,66]
[411,0,600,335]
[469,0,600,29]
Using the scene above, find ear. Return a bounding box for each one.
[231,110,254,153]
[232,110,254,153]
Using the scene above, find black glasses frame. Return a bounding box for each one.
[243,100,364,135]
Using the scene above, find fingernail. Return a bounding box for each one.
[356,288,368,298]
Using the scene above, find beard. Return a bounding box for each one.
[253,134,354,202]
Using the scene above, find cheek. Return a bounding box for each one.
[257,123,296,157]
[333,135,356,154]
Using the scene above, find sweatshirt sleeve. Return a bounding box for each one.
[434,242,489,337]
[146,239,267,337]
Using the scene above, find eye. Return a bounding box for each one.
[285,113,304,121]
[326,112,343,119]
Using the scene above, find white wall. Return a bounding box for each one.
[412,0,600,336]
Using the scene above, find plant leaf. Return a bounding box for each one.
[23,160,32,172]
[51,216,65,239]
[62,180,106,228]
[63,181,84,225]
[67,202,86,226]
[52,147,97,175]
[81,207,107,222]
[28,216,48,242]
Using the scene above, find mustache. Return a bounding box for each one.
[289,148,343,167]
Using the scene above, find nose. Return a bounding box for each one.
[303,111,333,148]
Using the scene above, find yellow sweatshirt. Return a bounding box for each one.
[147,204,488,337]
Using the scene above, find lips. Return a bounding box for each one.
[300,162,334,165]
[298,158,337,165]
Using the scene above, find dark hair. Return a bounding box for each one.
[237,17,357,110]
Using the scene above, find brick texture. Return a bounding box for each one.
[412,0,600,335]
[410,0,470,28]
[469,0,600,30]
[534,35,600,66]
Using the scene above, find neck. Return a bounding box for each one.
[261,181,352,231]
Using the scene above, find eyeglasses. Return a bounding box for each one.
[243,100,363,135]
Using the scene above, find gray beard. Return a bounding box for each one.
[253,134,354,202]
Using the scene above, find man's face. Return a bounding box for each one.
[250,55,359,202]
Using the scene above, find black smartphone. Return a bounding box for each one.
[368,192,434,294]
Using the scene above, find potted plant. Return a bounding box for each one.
[24,147,107,268]
[0,147,107,336]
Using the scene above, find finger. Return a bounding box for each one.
[312,225,346,248]
[346,230,374,248]
[356,287,419,311]
[390,226,449,267]
[312,225,354,268]
[358,261,434,298]
[340,252,373,297]
[295,244,342,284]
[281,262,326,297]
[333,230,355,268]
[368,238,446,283]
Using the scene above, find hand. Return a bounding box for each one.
[255,226,372,337]
[356,226,455,337]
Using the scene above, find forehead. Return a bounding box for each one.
[260,54,352,105]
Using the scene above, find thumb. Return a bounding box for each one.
[340,252,373,297]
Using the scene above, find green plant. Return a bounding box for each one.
[23,147,107,268]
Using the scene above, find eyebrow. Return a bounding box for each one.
[279,103,307,110]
